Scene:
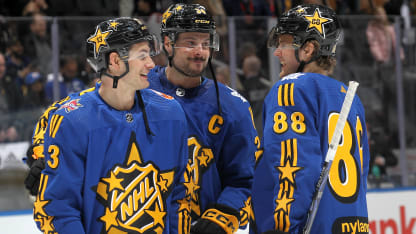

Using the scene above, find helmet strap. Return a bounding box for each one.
[103,60,130,88]
[136,90,154,136]
[208,51,222,115]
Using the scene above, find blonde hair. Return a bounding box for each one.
[307,40,337,74]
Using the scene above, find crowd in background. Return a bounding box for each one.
[0,0,415,186]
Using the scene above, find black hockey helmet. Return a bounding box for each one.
[267,4,341,57]
[86,17,160,73]
[161,3,219,51]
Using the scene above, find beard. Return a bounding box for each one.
[173,56,208,77]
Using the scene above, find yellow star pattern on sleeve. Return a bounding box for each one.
[276,163,303,184]
[177,197,191,213]
[275,196,295,214]
[34,198,49,217]
[41,215,56,233]
[303,9,333,38]
[184,177,200,198]
[87,27,111,57]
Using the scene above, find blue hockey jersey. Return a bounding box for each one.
[251,73,370,234]
[148,66,259,227]
[34,83,190,234]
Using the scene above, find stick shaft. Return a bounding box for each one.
[303,81,359,234]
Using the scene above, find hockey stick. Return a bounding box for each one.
[303,81,359,234]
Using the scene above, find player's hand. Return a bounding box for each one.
[24,158,45,196]
[191,204,239,234]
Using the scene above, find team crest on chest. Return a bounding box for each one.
[93,132,175,233]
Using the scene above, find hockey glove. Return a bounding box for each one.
[24,145,45,196]
[191,204,240,234]
[24,157,45,196]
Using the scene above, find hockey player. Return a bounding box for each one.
[251,4,370,234]
[32,17,190,233]
[149,3,259,234]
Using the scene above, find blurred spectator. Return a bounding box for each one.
[132,0,160,16]
[264,0,301,17]
[77,0,118,16]
[45,55,85,102]
[222,0,270,53]
[238,41,257,67]
[119,0,135,16]
[368,125,398,179]
[5,38,32,86]
[366,6,405,137]
[0,52,24,112]
[215,64,245,92]
[366,6,404,65]
[22,0,49,16]
[23,71,47,108]
[130,0,164,45]
[0,125,18,142]
[223,0,271,17]
[0,126,5,142]
[0,52,8,113]
[5,125,19,142]
[22,12,52,76]
[240,55,271,135]
[216,65,231,86]
[0,17,10,52]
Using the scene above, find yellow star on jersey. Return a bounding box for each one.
[87,27,111,57]
[34,198,49,217]
[154,226,164,234]
[241,197,254,221]
[177,197,191,213]
[340,85,347,93]
[145,204,167,228]
[198,151,209,167]
[157,176,168,192]
[184,178,200,197]
[303,9,333,38]
[41,215,56,233]
[102,171,124,192]
[100,207,119,231]
[276,163,302,184]
[108,21,120,30]
[275,196,294,214]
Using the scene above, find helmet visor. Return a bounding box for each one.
[125,34,161,61]
[267,26,280,48]
[172,31,219,51]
